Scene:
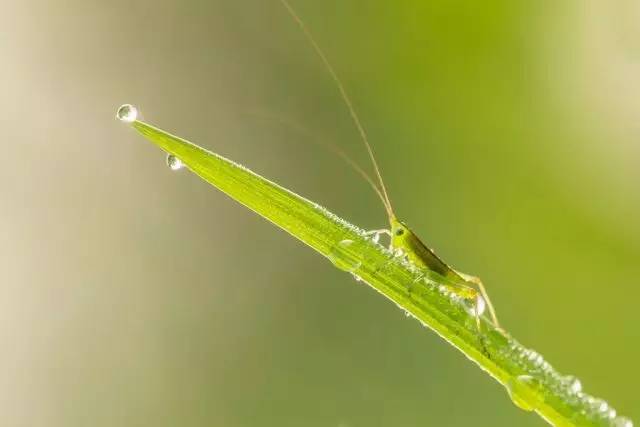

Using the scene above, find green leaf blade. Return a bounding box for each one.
[124,116,632,427]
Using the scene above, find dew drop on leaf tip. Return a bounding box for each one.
[116,104,138,123]
[166,154,184,171]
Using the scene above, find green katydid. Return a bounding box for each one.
[279,0,500,328]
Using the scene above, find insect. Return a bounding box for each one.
[279,0,500,328]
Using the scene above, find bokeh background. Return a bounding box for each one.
[2,0,639,425]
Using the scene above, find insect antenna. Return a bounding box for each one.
[246,110,389,210]
[279,0,395,220]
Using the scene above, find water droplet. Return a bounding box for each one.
[505,375,544,412]
[448,293,463,304]
[116,104,137,122]
[166,154,184,171]
[437,284,450,296]
[464,293,486,317]
[563,375,582,394]
[328,239,361,273]
[613,417,633,427]
[590,398,608,415]
[528,351,544,368]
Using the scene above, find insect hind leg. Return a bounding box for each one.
[457,273,501,330]
[447,278,495,357]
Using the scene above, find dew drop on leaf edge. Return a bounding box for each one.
[613,416,634,427]
[166,154,184,171]
[328,239,361,273]
[505,375,543,412]
[563,375,582,394]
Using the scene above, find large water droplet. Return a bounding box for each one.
[166,154,184,171]
[116,104,138,122]
[613,417,634,427]
[328,239,361,273]
[505,375,544,412]
[464,293,486,317]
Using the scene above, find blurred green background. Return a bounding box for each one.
[2,0,638,425]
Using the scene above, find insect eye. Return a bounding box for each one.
[395,228,405,236]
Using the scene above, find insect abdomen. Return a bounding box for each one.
[406,231,459,280]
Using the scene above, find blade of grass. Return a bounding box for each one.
[120,110,633,427]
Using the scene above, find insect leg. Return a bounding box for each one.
[364,229,391,245]
[459,274,501,329]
